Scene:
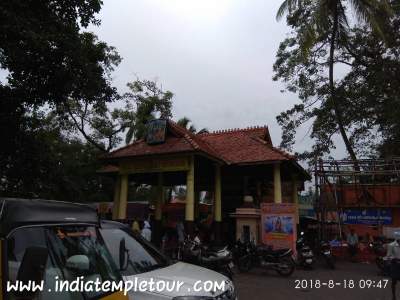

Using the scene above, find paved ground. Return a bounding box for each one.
[234,259,394,300]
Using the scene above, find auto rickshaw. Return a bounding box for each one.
[0,198,129,300]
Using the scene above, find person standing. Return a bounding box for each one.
[387,232,400,300]
[347,228,359,262]
[131,218,140,235]
[176,218,185,244]
[141,220,152,242]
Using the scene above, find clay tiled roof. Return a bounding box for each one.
[105,120,222,161]
[104,120,295,165]
[103,136,194,159]
[197,127,294,164]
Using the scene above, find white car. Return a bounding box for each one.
[100,221,237,300]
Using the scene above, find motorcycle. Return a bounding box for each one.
[236,240,295,277]
[296,232,315,269]
[178,236,235,279]
[232,239,249,265]
[320,241,335,269]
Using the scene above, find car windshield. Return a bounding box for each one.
[100,225,169,276]
[7,225,121,300]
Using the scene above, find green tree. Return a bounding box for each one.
[124,79,173,144]
[177,117,197,133]
[0,0,121,156]
[0,0,120,200]
[0,111,113,201]
[276,0,392,165]
[176,117,209,134]
[0,0,119,108]
[339,7,400,157]
[61,79,174,151]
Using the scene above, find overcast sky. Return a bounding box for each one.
[89,0,337,155]
[0,0,347,158]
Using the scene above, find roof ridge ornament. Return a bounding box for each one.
[209,125,268,135]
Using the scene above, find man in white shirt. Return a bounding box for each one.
[141,220,152,242]
[347,228,359,262]
[387,232,400,300]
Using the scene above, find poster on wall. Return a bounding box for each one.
[261,203,296,252]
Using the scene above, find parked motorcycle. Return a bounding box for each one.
[296,232,315,269]
[178,236,235,279]
[236,241,295,277]
[232,239,248,263]
[320,241,335,269]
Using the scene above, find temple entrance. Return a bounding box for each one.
[100,119,310,247]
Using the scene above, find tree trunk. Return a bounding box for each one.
[329,4,359,170]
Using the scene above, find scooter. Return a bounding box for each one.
[178,236,235,279]
[296,232,315,269]
[236,241,295,277]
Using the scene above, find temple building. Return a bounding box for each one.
[100,119,310,243]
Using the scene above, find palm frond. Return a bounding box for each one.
[348,0,375,23]
[337,3,350,41]
[125,126,134,144]
[276,0,299,20]
[348,0,393,39]
[313,0,331,31]
[188,125,197,133]
[177,117,190,128]
[298,1,327,57]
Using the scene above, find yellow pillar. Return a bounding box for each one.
[112,176,121,220]
[273,163,282,204]
[155,173,164,221]
[117,174,129,219]
[214,164,222,222]
[185,156,195,221]
[194,190,200,219]
[292,179,299,224]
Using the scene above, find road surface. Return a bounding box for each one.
[235,260,393,300]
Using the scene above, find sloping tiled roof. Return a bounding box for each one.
[103,136,194,158]
[104,120,222,161]
[197,127,294,164]
[104,120,295,165]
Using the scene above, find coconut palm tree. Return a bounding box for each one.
[277,0,392,167]
[177,117,197,133]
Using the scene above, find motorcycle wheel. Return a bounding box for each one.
[276,257,295,277]
[238,256,252,273]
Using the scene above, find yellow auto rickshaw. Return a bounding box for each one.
[0,198,129,300]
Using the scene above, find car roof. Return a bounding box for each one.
[100,219,128,228]
[100,220,170,263]
[0,198,99,237]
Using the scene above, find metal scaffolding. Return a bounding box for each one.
[314,158,400,239]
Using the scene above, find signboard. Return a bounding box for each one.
[340,209,392,225]
[146,119,167,144]
[261,203,296,252]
